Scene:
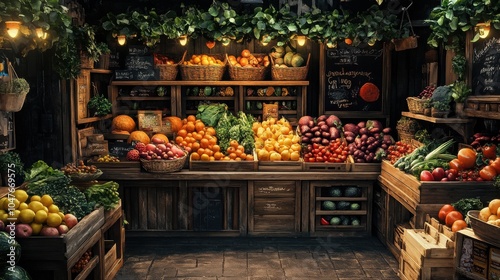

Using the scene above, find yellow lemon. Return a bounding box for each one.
[13,190,29,203]
[18,202,29,210]
[489,199,500,216]
[30,195,41,202]
[0,198,6,209]
[10,210,20,219]
[30,223,43,235]
[48,204,59,213]
[18,209,36,224]
[479,207,491,222]
[58,212,65,220]
[28,201,45,213]
[40,195,53,207]
[3,198,20,210]
[0,213,8,223]
[34,210,48,224]
[46,213,62,227]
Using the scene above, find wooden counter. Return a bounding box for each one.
[100,169,380,237]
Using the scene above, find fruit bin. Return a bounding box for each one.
[16,207,104,279]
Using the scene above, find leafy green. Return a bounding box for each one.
[215,111,255,154]
[25,160,70,190]
[84,181,120,211]
[196,103,228,127]
[452,198,483,218]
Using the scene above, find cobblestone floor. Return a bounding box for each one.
[114,235,399,280]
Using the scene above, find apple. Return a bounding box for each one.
[145,143,157,152]
[157,144,167,152]
[64,213,78,229]
[40,226,60,236]
[15,223,33,238]
[57,224,69,235]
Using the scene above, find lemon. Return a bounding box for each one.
[0,198,6,209]
[40,195,53,207]
[19,209,36,224]
[46,213,62,227]
[28,201,45,213]
[48,204,59,213]
[13,189,29,203]
[3,198,20,210]
[10,210,20,219]
[57,212,65,220]
[18,202,29,210]
[34,210,48,224]
[30,195,41,202]
[0,213,8,223]
[30,223,43,235]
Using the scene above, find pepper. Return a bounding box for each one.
[320,217,329,225]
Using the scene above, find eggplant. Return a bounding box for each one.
[329,127,340,139]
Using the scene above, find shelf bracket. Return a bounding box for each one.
[447,120,476,143]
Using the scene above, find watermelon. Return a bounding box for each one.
[328,187,343,197]
[344,186,361,197]
[337,201,351,210]
[329,216,341,225]
[322,201,336,210]
[0,231,21,266]
[0,265,32,280]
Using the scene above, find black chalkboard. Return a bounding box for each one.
[108,141,133,158]
[324,43,384,112]
[472,27,500,95]
[115,69,157,81]
[125,55,154,70]
[128,45,149,56]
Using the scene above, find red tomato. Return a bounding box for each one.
[457,148,477,169]
[482,144,497,160]
[445,211,464,227]
[420,170,435,181]
[431,167,446,181]
[438,204,455,223]
[451,219,468,232]
[479,165,497,181]
[449,159,465,171]
[489,157,500,173]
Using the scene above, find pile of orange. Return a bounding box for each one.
[175,115,217,155]
[253,117,301,161]
[183,54,225,66]
[228,49,270,68]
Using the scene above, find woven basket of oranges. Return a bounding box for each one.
[227,50,270,81]
[180,54,227,81]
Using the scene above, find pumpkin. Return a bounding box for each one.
[151,133,169,144]
[164,116,183,133]
[128,130,150,144]
[112,115,136,132]
[359,83,380,103]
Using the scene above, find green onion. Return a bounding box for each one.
[424,139,455,161]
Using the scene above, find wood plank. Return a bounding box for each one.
[239,183,247,235]
[379,175,419,212]
[147,187,157,229]
[225,188,233,230]
[138,188,148,230]
[157,189,167,230]
[247,181,254,233]
[178,181,188,230]
[419,182,499,204]
[253,181,296,197]
[294,181,301,233]
[252,215,296,232]
[254,198,295,215]
[301,181,309,234]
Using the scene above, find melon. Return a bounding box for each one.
[283,52,295,66]
[112,115,136,132]
[274,58,284,65]
[127,130,150,144]
[290,54,304,67]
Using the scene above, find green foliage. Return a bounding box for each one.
[0,151,24,182]
[451,80,471,103]
[0,78,29,95]
[88,94,112,116]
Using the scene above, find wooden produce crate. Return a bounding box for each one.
[189,152,257,171]
[258,159,303,171]
[88,160,141,171]
[17,207,105,279]
[464,96,500,120]
[102,200,124,280]
[455,229,494,280]
[303,161,351,172]
[399,224,455,280]
[348,156,381,172]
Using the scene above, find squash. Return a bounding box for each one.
[290,54,304,67]
[164,116,183,133]
[112,115,136,132]
[127,130,150,144]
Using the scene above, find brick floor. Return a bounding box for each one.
[114,236,399,280]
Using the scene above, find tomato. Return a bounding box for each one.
[479,165,497,181]
[457,148,477,169]
[420,170,435,181]
[483,144,497,160]
[438,204,455,223]
[449,159,465,171]
[431,167,446,181]
[451,219,468,232]
[445,210,464,227]
[489,157,500,173]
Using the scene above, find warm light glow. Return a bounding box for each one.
[261,34,270,46]
[221,37,230,46]
[326,41,337,49]
[178,35,188,46]
[42,32,48,40]
[5,21,21,38]
[36,28,44,38]
[476,22,490,39]
[368,38,376,46]
[117,35,126,45]
[296,35,306,46]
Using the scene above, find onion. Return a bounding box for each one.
[329,127,340,139]
[298,116,314,127]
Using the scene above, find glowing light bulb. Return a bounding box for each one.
[296,35,306,46]
[222,37,230,46]
[117,35,126,46]
[36,28,44,38]
[326,41,337,49]
[178,35,188,46]
[5,21,21,38]
[261,34,270,46]
[476,22,490,39]
[368,38,376,46]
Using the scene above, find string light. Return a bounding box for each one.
[221,37,230,46]
[296,35,306,46]
[326,41,337,49]
[36,28,44,39]
[117,35,126,46]
[476,22,490,39]
[5,21,21,38]
[368,38,376,46]
[260,34,270,46]
[178,35,188,46]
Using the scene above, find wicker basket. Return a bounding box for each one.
[467,210,500,248]
[140,151,188,173]
[155,51,186,81]
[227,54,269,81]
[0,93,26,112]
[397,129,415,143]
[270,53,310,81]
[80,52,94,69]
[406,97,428,114]
[69,169,103,182]
[179,54,226,81]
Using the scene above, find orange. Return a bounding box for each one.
[193,132,203,141]
[206,127,216,136]
[212,144,220,152]
[208,137,217,146]
[185,122,195,132]
[192,142,200,151]
[489,199,500,215]
[197,148,205,156]
[241,49,251,58]
[479,207,491,221]
[230,140,239,148]
[187,115,197,122]
[200,154,210,161]
[239,57,249,67]
[214,152,223,160]
[246,154,254,161]
[175,136,183,144]
[191,153,200,160]
[200,138,210,149]
[195,122,205,132]
[177,129,187,138]
[237,145,244,152]
[290,151,300,161]
[229,153,237,160]
[227,147,236,154]
[344,38,353,45]
[239,153,247,160]
[269,152,282,161]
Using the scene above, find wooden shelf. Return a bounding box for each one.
[245,96,297,100]
[117,96,170,101]
[185,96,235,101]
[90,69,113,74]
[77,114,112,125]
[111,80,309,86]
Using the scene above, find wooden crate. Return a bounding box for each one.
[464,96,500,119]
[102,201,124,280]
[189,151,257,171]
[258,160,303,171]
[303,161,351,172]
[76,70,91,120]
[348,155,381,172]
[399,225,455,280]
[455,229,493,280]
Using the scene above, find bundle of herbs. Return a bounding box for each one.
[216,111,255,154]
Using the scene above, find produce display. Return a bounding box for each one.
[253,117,301,161]
[343,120,394,163]
[385,141,415,164]
[228,49,270,68]
[71,249,93,275]
[270,46,305,68]
[319,186,364,226]
[61,160,99,175]
[96,154,120,162]
[478,199,500,226]
[182,54,225,66]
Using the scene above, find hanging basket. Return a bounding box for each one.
[0,61,28,112]
[392,5,418,51]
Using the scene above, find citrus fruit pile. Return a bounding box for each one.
[253,117,301,161]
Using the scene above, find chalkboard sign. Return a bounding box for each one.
[128,45,149,56]
[322,43,384,113]
[472,27,500,95]
[125,55,154,70]
[108,141,133,158]
[115,69,157,81]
